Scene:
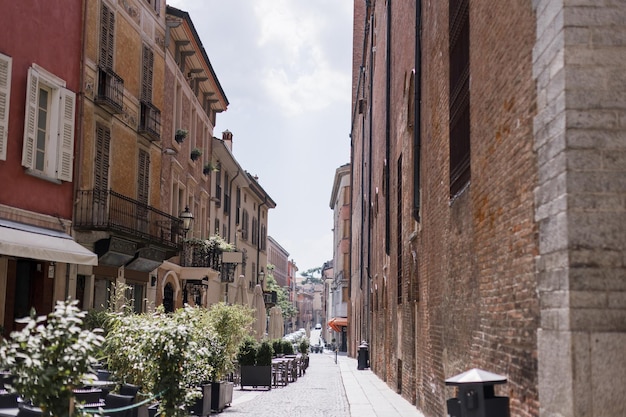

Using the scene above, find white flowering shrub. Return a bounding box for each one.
[0,300,104,417]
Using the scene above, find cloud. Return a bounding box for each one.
[251,0,352,116]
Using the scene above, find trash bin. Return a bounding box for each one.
[357,341,369,370]
[445,368,510,417]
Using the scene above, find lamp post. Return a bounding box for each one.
[258,268,265,289]
[179,206,194,303]
[179,206,194,238]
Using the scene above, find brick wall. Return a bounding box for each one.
[352,1,540,416]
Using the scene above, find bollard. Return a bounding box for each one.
[357,341,369,370]
[445,368,510,417]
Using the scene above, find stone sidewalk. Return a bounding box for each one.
[221,350,425,417]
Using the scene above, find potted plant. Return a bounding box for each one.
[104,306,215,417]
[190,148,202,161]
[238,338,272,390]
[271,339,283,357]
[281,339,295,356]
[202,162,217,175]
[175,129,188,143]
[206,303,254,412]
[0,300,105,417]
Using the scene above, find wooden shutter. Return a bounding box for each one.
[95,123,110,192]
[0,53,11,160]
[21,67,39,169]
[141,46,154,101]
[56,87,75,181]
[137,149,150,205]
[100,4,115,68]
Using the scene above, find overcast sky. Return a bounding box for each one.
[167,0,353,274]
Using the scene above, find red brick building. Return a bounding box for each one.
[349,1,626,417]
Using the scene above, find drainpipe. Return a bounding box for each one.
[227,170,240,243]
[366,1,375,356]
[223,170,240,302]
[414,1,422,221]
[256,197,267,288]
[385,0,391,255]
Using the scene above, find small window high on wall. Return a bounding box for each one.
[449,0,470,197]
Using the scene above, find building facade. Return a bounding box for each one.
[73,0,176,313]
[0,0,98,335]
[156,5,230,311]
[349,1,626,417]
[329,163,351,352]
[267,236,289,288]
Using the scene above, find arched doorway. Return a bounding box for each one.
[163,282,174,313]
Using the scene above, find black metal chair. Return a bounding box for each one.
[73,388,103,406]
[118,384,140,399]
[118,385,140,417]
[0,391,18,409]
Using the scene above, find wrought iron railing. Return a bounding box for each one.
[139,100,161,141]
[180,240,222,269]
[95,66,124,113]
[74,189,181,249]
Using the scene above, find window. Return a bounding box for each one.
[343,186,350,206]
[99,4,115,68]
[125,282,145,313]
[139,45,160,141]
[235,187,241,225]
[449,0,470,197]
[0,52,12,161]
[214,218,220,235]
[21,65,75,182]
[223,171,230,214]
[137,149,150,233]
[260,224,266,250]
[241,209,249,240]
[95,4,123,113]
[252,217,258,246]
[144,0,160,14]
[215,163,222,204]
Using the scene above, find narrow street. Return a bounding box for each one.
[224,351,348,416]
[222,351,424,417]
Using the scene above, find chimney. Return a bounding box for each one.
[222,130,233,151]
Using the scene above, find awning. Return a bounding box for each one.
[328,317,348,332]
[0,220,98,266]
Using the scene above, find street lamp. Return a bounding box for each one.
[179,206,194,238]
[258,268,265,287]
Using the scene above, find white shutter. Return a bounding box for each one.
[56,87,75,182]
[21,67,39,169]
[0,53,12,161]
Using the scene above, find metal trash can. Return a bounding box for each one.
[445,368,510,417]
[357,341,369,370]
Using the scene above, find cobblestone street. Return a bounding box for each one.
[222,352,349,416]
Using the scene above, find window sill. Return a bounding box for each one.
[25,169,62,184]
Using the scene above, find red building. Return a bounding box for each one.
[0,0,97,334]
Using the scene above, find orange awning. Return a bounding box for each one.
[328,317,348,332]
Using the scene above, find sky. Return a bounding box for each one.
[167,0,354,274]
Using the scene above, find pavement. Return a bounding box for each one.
[222,349,425,417]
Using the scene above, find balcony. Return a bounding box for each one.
[94,66,124,113]
[138,100,161,141]
[74,189,181,249]
[263,290,278,308]
[180,239,223,270]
